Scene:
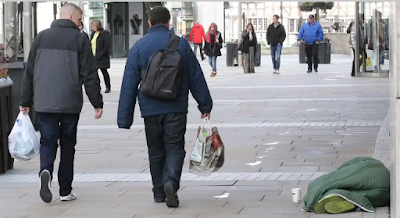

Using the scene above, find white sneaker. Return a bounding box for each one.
[39,170,52,203]
[60,193,77,201]
[273,69,276,74]
[276,69,280,74]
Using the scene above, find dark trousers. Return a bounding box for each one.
[37,112,80,196]
[144,113,187,198]
[100,68,111,90]
[194,43,204,59]
[305,43,319,70]
[351,48,367,76]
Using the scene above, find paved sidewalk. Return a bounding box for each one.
[0,54,390,218]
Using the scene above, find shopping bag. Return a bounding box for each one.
[8,112,40,161]
[189,118,225,176]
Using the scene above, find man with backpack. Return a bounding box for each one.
[117,6,213,208]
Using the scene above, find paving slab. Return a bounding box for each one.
[0,54,390,217]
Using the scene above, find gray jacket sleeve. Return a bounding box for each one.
[20,32,43,107]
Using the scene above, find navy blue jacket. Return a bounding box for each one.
[117,25,213,129]
[297,22,324,44]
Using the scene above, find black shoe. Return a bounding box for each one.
[154,196,166,203]
[164,182,179,208]
[307,69,312,73]
[314,69,318,73]
[39,170,52,203]
[105,88,111,93]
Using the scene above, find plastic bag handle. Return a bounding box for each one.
[202,117,212,133]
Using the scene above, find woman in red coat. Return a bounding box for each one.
[189,22,206,60]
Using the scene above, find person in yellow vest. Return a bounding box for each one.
[90,20,111,93]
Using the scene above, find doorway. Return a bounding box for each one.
[110,2,129,58]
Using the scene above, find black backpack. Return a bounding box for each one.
[140,33,182,100]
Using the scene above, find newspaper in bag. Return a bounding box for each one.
[8,112,40,161]
[189,118,225,176]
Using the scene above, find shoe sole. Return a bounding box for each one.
[60,195,77,201]
[39,170,52,203]
[164,183,179,208]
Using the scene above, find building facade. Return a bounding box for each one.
[0,1,391,57]
[223,2,390,46]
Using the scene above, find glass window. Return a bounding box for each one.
[289,19,297,32]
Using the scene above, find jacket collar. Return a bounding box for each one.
[51,19,79,31]
[148,25,169,33]
[270,22,281,27]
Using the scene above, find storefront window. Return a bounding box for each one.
[165,2,194,38]
[363,2,389,73]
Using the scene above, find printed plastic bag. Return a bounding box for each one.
[189,118,225,176]
[8,112,40,161]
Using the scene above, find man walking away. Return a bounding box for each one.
[117,6,213,208]
[189,21,206,60]
[20,3,103,203]
[297,14,324,73]
[266,15,286,74]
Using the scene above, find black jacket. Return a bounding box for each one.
[266,23,286,46]
[20,19,103,113]
[90,29,111,69]
[238,30,257,55]
[82,31,89,39]
[203,31,223,57]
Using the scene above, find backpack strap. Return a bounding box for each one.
[166,32,180,52]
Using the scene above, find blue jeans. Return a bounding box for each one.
[144,113,187,198]
[208,56,217,72]
[380,50,385,65]
[37,112,80,196]
[270,44,282,69]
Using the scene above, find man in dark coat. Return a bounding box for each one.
[267,14,286,74]
[117,6,212,208]
[20,3,103,204]
[78,21,89,39]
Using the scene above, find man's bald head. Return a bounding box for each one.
[60,3,83,27]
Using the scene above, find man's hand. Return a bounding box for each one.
[297,40,302,45]
[315,41,319,44]
[95,108,103,119]
[19,106,30,115]
[201,113,211,119]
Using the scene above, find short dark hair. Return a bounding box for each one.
[273,15,280,19]
[149,6,170,25]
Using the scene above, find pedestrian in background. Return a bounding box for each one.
[297,14,324,73]
[203,22,223,77]
[349,14,367,77]
[78,21,89,39]
[189,21,206,60]
[20,3,103,204]
[91,19,111,93]
[267,15,286,74]
[238,23,257,74]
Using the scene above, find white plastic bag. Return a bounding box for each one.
[8,112,40,161]
[189,118,225,176]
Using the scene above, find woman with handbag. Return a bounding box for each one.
[237,23,257,74]
[203,23,224,77]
